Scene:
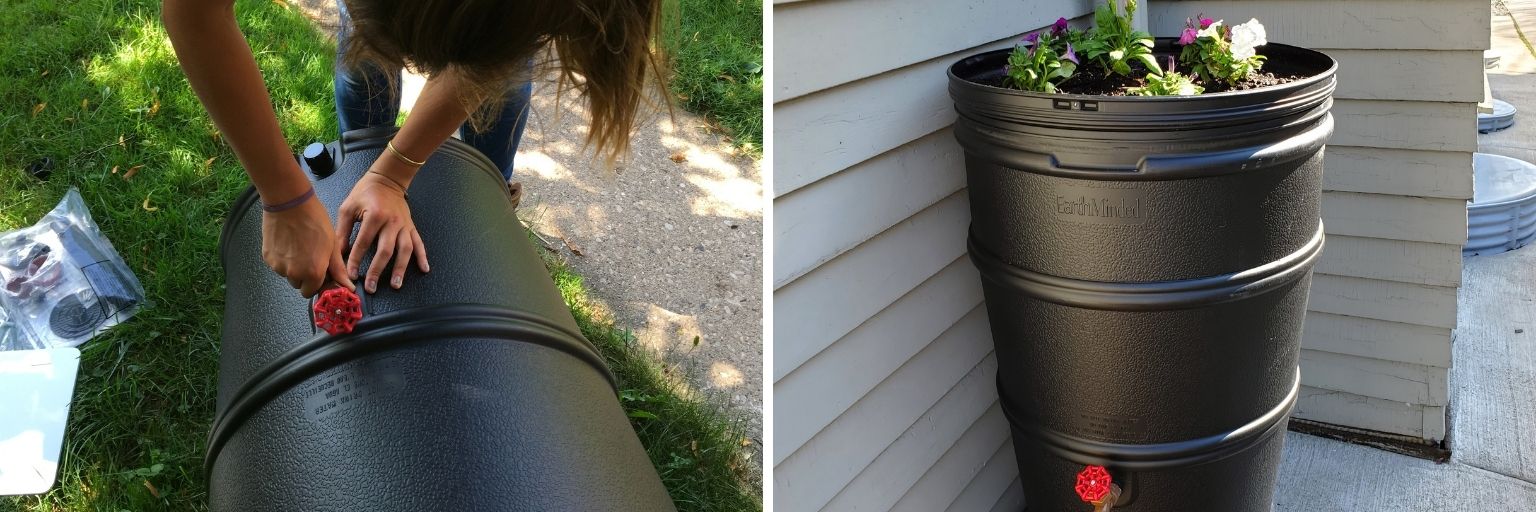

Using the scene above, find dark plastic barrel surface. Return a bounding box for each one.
[210,128,674,511]
[949,41,1336,511]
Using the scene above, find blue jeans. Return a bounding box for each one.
[333,0,532,181]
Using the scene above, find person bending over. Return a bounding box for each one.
[163,0,665,297]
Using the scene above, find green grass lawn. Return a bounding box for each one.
[0,0,759,510]
[664,0,764,156]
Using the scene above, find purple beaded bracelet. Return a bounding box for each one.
[261,187,315,213]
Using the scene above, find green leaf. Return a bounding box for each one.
[1057,61,1077,78]
[1134,53,1162,75]
[1094,4,1116,30]
[1109,49,1125,61]
[629,410,660,420]
[663,453,695,469]
[1112,59,1132,76]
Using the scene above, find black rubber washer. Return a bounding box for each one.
[48,294,105,339]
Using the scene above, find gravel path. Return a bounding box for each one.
[283,0,765,446]
[514,82,765,440]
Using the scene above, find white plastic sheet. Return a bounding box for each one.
[0,347,81,496]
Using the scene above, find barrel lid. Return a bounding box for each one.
[1479,99,1517,133]
[1472,153,1536,207]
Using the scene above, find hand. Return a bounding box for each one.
[261,195,354,298]
[336,169,430,293]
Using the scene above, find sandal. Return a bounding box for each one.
[507,180,524,209]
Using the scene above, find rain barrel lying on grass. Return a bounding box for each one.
[949,41,1336,511]
[208,127,674,511]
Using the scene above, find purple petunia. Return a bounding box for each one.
[1064,43,1079,64]
[1178,27,1198,45]
[1052,17,1070,36]
[1023,32,1040,45]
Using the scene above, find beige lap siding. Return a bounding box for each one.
[1151,0,1487,441]
[772,0,1097,508]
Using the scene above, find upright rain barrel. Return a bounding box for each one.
[949,41,1336,511]
[209,127,675,511]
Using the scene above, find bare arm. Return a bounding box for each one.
[163,0,352,296]
[162,0,308,203]
[335,74,478,292]
[365,74,480,189]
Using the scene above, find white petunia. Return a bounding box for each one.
[1197,20,1224,40]
[1230,18,1268,61]
[1231,44,1255,61]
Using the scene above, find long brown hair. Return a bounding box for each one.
[339,0,668,165]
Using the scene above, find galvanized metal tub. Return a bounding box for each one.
[1467,152,1536,257]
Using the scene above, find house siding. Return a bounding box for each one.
[774,0,1486,508]
[772,0,1097,508]
[1151,0,1488,442]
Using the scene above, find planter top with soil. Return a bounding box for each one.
[948,40,1337,139]
[951,39,1335,102]
[948,4,1338,137]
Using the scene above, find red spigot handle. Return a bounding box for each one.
[1076,465,1113,504]
[313,287,362,335]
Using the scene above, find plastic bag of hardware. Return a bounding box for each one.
[0,188,145,350]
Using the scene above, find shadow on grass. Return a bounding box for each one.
[1,1,337,509]
[544,247,762,511]
[661,0,763,155]
[2,0,758,510]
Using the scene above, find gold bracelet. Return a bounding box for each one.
[386,140,427,167]
[368,170,408,191]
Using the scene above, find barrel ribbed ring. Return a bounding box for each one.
[1000,368,1300,471]
[969,222,1324,311]
[204,304,611,476]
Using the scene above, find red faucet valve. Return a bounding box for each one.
[1075,465,1113,504]
[314,287,362,335]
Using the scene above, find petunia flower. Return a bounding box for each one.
[1023,32,1040,45]
[1200,17,1215,28]
[1178,27,1199,45]
[1230,18,1267,60]
[1063,43,1079,64]
[1052,17,1070,36]
[1197,19,1224,40]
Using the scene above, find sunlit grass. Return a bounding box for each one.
[0,0,758,510]
[663,0,763,156]
[0,1,336,510]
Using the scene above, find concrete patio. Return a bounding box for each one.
[1272,1,1536,508]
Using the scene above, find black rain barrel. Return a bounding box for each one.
[948,40,1336,511]
[209,127,675,511]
